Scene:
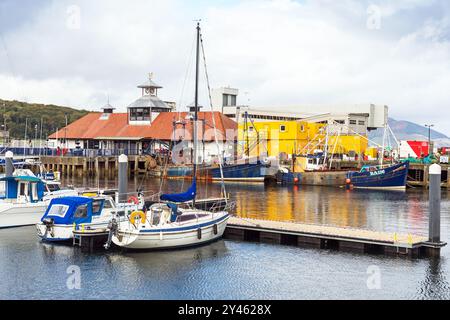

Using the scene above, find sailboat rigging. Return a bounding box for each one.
[109,22,232,250]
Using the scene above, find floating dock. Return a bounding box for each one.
[224,217,445,258]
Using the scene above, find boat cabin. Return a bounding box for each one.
[0,176,45,203]
[41,196,115,226]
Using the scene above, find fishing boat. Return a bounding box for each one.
[346,161,410,190]
[166,160,268,182]
[110,23,232,250]
[36,195,141,242]
[210,159,269,182]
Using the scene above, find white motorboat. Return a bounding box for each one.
[0,172,77,229]
[36,195,142,242]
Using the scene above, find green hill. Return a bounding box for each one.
[0,99,90,140]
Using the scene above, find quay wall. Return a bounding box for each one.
[3,156,448,189]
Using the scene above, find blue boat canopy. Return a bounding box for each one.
[41,196,104,225]
[160,180,197,203]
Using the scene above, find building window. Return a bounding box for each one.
[300,125,305,132]
[280,125,286,132]
[130,108,151,121]
[358,120,365,125]
[349,120,357,125]
[230,95,237,106]
[222,95,228,107]
[223,94,237,107]
[335,120,345,124]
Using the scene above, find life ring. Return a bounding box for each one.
[128,196,139,205]
[129,211,146,226]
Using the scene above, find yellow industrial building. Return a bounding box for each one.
[238,120,369,158]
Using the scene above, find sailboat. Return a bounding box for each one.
[110,23,232,250]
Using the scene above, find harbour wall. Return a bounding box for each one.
[1,156,448,189]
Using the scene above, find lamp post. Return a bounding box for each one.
[425,124,434,156]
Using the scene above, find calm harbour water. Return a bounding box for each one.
[1,177,449,300]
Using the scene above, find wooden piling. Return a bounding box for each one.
[447,167,450,190]
[423,165,429,188]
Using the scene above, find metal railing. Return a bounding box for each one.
[0,147,144,157]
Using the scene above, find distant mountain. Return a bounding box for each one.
[369,118,450,147]
[0,99,90,140]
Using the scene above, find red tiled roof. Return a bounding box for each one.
[48,112,237,141]
[146,112,237,141]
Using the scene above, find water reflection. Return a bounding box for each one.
[0,177,437,299]
[416,258,450,299]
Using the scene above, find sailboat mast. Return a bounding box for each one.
[192,22,201,204]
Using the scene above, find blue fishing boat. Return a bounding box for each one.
[346,161,410,190]
[166,160,268,182]
[210,160,267,182]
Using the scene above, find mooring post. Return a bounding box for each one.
[5,151,14,176]
[429,164,441,244]
[118,154,128,203]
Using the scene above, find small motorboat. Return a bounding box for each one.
[346,161,410,190]
[36,195,143,242]
[0,171,76,229]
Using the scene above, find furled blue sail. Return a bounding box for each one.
[160,180,197,203]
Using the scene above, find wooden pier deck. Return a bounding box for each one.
[225,217,444,258]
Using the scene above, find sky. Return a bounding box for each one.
[0,0,449,135]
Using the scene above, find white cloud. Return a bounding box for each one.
[0,0,449,134]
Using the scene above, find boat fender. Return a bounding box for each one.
[213,224,218,235]
[197,228,202,240]
[128,196,139,205]
[130,211,146,226]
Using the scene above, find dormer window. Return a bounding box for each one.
[100,103,115,120]
[130,108,151,121]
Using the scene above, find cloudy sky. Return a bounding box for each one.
[0,0,449,134]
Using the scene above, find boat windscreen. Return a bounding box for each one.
[74,204,89,218]
[46,204,70,218]
[46,183,61,192]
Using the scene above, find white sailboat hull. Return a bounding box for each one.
[112,212,229,250]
